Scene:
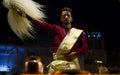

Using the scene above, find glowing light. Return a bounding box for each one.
[0,65,9,72]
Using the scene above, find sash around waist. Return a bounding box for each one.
[53,53,77,61]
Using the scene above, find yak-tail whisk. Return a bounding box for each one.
[2,0,47,40]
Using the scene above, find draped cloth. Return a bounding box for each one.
[47,28,83,74]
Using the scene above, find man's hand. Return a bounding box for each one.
[11,5,26,17]
[65,52,77,61]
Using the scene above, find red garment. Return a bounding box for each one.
[30,19,88,55]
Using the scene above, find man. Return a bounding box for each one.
[27,7,88,74]
[3,0,88,74]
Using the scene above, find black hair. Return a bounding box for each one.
[61,7,72,14]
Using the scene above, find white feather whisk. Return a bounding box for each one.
[2,0,47,40]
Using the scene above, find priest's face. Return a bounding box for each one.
[60,11,73,25]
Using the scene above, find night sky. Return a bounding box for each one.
[0,0,120,51]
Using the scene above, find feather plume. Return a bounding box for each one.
[2,0,47,40]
